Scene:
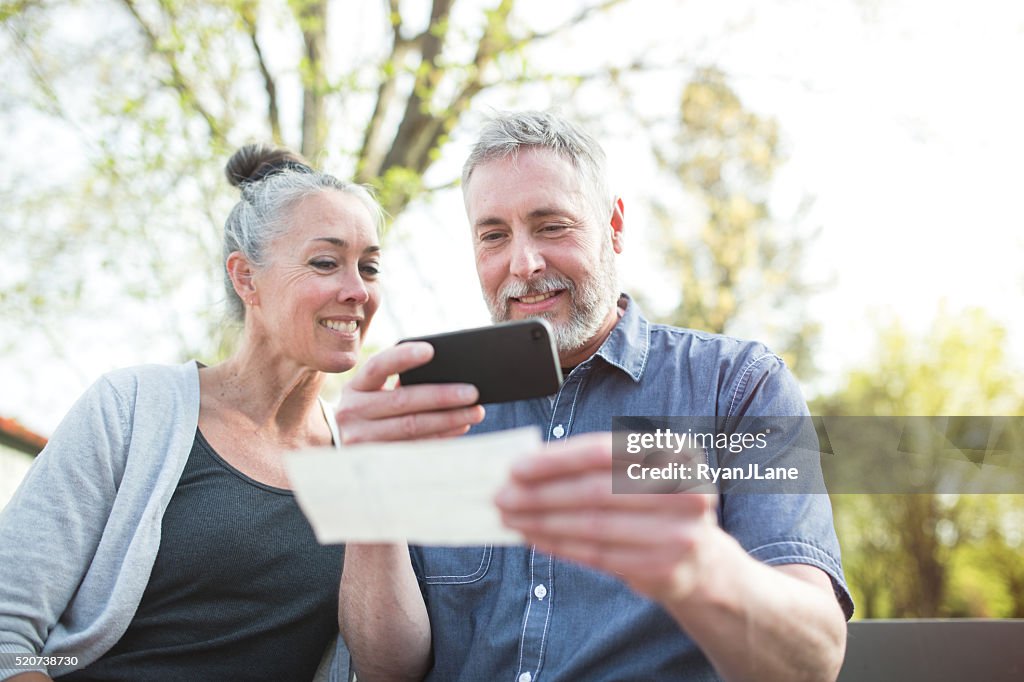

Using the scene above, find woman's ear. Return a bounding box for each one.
[226,251,258,307]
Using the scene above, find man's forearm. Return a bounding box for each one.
[665,531,846,682]
[339,543,431,682]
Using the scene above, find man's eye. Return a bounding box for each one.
[541,224,566,233]
[480,232,506,243]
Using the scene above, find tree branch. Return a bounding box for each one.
[294,0,329,158]
[379,0,457,174]
[388,0,401,31]
[356,1,416,182]
[511,0,627,49]
[363,0,641,217]
[238,1,281,144]
[4,16,70,121]
[118,0,225,145]
[372,0,515,216]
[0,0,43,22]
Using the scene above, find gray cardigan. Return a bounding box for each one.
[0,361,347,680]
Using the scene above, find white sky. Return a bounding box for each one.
[2,0,1023,436]
[377,0,1024,395]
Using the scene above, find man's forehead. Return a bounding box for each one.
[471,146,572,178]
[465,151,585,212]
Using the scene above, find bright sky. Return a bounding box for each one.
[2,0,1023,436]
[377,0,1024,395]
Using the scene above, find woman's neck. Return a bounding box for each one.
[200,340,328,444]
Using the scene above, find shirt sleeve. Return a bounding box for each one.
[718,349,855,620]
[0,376,127,678]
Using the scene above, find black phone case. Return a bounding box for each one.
[398,319,563,404]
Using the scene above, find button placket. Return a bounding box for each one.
[515,545,554,682]
[514,371,584,682]
[547,364,584,445]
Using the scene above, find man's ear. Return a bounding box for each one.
[226,251,258,307]
[610,197,625,254]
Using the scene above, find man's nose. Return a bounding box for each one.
[509,239,545,280]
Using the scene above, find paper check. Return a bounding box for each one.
[284,427,541,545]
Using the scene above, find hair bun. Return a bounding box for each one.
[225,143,312,188]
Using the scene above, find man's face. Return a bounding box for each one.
[464,148,622,359]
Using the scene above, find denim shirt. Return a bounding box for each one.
[410,295,852,681]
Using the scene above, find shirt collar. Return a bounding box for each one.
[589,293,649,383]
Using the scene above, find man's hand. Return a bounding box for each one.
[495,432,720,604]
[496,432,847,682]
[335,342,485,444]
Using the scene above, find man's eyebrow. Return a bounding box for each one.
[527,207,573,220]
[474,207,575,229]
[474,216,508,229]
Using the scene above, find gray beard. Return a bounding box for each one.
[484,242,619,356]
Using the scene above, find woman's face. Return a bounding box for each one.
[249,190,381,374]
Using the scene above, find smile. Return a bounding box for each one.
[321,320,359,333]
[515,291,560,305]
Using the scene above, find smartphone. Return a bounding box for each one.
[398,319,563,404]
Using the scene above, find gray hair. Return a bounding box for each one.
[222,154,385,321]
[461,111,613,222]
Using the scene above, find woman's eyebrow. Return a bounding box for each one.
[310,237,347,247]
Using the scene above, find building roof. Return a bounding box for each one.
[0,416,48,456]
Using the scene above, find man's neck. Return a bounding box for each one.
[557,301,624,368]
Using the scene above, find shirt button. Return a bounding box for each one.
[534,584,547,600]
[552,424,565,438]
[518,673,533,682]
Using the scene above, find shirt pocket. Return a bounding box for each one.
[418,545,493,585]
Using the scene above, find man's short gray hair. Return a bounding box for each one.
[461,111,613,222]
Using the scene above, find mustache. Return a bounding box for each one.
[498,274,575,300]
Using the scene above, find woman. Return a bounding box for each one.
[0,144,384,681]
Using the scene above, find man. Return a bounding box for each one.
[335,111,853,681]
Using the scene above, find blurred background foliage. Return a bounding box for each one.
[811,309,1024,618]
[2,0,1021,619]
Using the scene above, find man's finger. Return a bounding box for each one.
[509,432,613,482]
[501,507,711,546]
[497,472,715,514]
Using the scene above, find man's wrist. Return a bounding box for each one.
[662,524,750,618]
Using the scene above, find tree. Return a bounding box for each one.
[645,67,822,377]
[814,308,1024,618]
[0,0,632,366]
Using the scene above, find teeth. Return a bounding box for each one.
[519,291,557,304]
[323,320,358,333]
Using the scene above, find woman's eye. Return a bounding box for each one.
[360,263,381,277]
[310,259,337,270]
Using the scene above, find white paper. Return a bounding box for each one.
[284,427,541,545]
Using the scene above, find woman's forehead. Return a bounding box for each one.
[283,191,380,245]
